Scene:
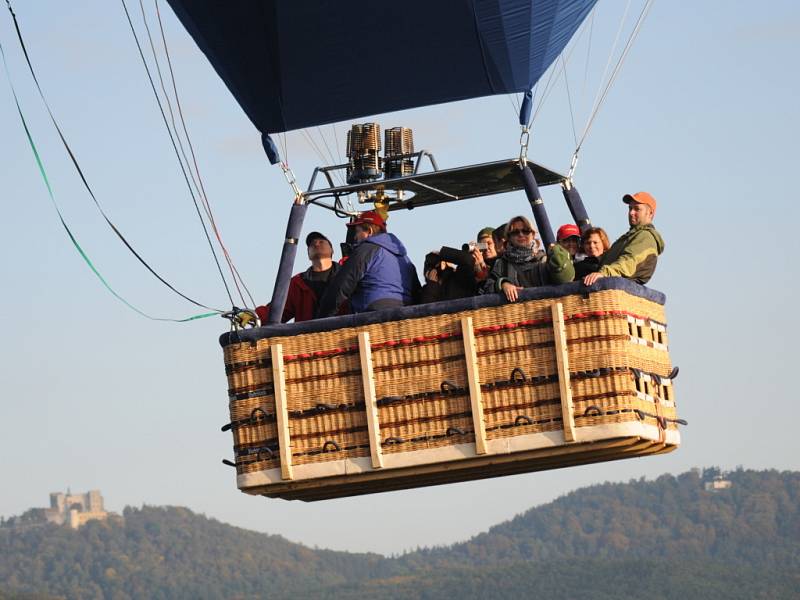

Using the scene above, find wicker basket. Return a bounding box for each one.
[220,281,681,501]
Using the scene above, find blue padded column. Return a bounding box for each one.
[267,203,308,324]
[561,182,591,233]
[520,164,555,248]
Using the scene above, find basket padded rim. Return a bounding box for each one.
[220,277,665,348]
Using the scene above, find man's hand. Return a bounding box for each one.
[426,268,439,283]
[471,248,485,272]
[501,282,522,302]
[583,272,604,286]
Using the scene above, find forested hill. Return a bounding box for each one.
[0,505,391,599]
[1,469,798,599]
[397,467,800,571]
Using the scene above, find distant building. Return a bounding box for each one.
[45,490,112,529]
[3,490,119,530]
[704,475,732,492]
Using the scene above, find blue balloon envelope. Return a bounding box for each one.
[167,0,597,155]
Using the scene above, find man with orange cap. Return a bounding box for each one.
[583,192,664,286]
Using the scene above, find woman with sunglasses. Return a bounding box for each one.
[484,215,574,302]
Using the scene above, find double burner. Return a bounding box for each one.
[346,123,415,184]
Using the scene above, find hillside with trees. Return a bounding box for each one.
[1,468,797,599]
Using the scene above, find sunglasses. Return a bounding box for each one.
[508,228,533,236]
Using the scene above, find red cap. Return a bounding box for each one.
[347,210,386,230]
[623,191,657,214]
[556,223,581,241]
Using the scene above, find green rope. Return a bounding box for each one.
[1,42,218,323]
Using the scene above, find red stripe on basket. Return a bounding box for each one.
[280,309,664,363]
[283,346,357,363]
[474,318,551,335]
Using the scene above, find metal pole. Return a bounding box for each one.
[519,164,555,248]
[561,181,592,233]
[267,202,308,324]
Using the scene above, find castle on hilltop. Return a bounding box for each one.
[45,490,112,529]
[2,490,119,530]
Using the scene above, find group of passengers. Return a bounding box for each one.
[255,191,664,324]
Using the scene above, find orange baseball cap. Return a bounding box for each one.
[623,191,656,214]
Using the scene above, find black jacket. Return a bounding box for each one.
[574,255,601,279]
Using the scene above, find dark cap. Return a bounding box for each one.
[477,226,494,240]
[305,231,332,247]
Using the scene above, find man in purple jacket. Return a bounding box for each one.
[317,211,420,317]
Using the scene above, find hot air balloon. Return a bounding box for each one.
[166,0,682,500]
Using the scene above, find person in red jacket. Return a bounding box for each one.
[255,231,342,323]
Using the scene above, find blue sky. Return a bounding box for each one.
[1,1,798,554]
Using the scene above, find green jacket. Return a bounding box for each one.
[599,224,664,284]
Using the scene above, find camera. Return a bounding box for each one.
[462,241,488,252]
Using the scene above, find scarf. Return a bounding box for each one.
[504,240,539,264]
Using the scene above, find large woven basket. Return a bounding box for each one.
[220,279,680,501]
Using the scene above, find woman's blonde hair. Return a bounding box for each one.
[505,215,541,251]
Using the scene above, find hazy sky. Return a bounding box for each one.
[1,1,798,555]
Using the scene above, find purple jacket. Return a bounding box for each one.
[317,232,420,316]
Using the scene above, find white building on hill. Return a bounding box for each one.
[43,490,113,529]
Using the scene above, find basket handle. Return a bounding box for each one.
[510,367,527,383]
[514,415,534,426]
[322,440,341,453]
[250,407,269,424]
[440,380,459,393]
[257,448,274,461]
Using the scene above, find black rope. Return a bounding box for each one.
[151,0,256,308]
[119,0,235,307]
[4,0,222,313]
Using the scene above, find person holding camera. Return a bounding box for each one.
[420,254,468,304]
[484,215,574,302]
[471,226,498,284]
